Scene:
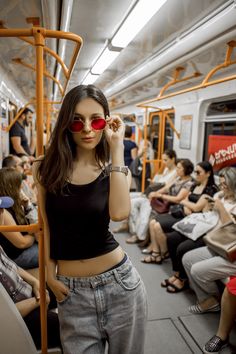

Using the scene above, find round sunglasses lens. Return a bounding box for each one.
[91,118,106,130]
[70,120,83,132]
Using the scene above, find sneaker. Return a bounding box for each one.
[203,335,228,353]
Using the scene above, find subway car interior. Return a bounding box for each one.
[0,0,236,353]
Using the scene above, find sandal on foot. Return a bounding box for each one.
[188,303,220,314]
[166,280,188,293]
[161,275,178,288]
[161,279,170,288]
[141,251,162,264]
[203,335,228,353]
[161,251,170,260]
[141,248,152,255]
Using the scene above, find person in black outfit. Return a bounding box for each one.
[162,161,218,293]
[123,125,138,167]
[10,108,36,157]
[33,85,147,354]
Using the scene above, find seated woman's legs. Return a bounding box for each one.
[162,231,186,290]
[203,286,236,353]
[165,237,206,293]
[183,247,236,313]
[127,197,149,244]
[24,307,61,349]
[217,287,236,340]
[141,219,162,264]
[136,198,152,241]
[13,243,38,269]
[154,222,169,259]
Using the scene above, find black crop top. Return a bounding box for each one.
[45,171,119,260]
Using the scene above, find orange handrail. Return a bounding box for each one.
[137,41,236,109]
[158,66,201,98]
[12,58,64,96]
[0,26,83,354]
[137,41,236,192]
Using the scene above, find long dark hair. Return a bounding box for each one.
[0,168,26,225]
[38,85,110,193]
[163,149,177,164]
[197,161,216,187]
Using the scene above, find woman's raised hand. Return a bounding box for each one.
[104,116,125,149]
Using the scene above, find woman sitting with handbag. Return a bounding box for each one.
[141,159,194,264]
[161,161,218,293]
[182,167,236,314]
[125,149,177,244]
[203,276,236,353]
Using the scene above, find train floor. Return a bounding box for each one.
[111,221,236,354]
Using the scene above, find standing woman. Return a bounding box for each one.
[33,85,147,354]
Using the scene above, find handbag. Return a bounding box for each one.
[150,197,170,214]
[172,211,219,241]
[169,204,185,219]
[204,221,236,262]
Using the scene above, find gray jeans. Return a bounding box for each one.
[57,256,148,354]
[182,246,236,302]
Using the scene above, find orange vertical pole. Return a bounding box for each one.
[157,112,163,173]
[141,108,148,192]
[46,101,51,145]
[33,27,47,354]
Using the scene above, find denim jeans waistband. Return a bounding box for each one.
[57,253,132,289]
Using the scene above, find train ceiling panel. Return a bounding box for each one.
[0,0,234,109]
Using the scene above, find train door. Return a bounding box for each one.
[149,109,176,173]
[203,98,236,171]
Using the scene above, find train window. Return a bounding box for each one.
[149,112,175,158]
[206,99,236,115]
[164,113,175,151]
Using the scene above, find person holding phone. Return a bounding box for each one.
[33,85,147,354]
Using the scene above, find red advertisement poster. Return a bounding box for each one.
[208,135,236,171]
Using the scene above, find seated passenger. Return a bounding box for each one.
[126,149,177,244]
[161,162,218,293]
[0,245,61,350]
[182,167,236,313]
[142,159,194,263]
[0,168,38,269]
[113,150,176,235]
[203,276,236,353]
[2,154,37,205]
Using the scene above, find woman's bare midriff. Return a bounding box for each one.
[57,246,125,277]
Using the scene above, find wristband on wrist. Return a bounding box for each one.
[109,165,129,176]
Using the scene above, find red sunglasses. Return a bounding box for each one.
[69,117,106,133]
